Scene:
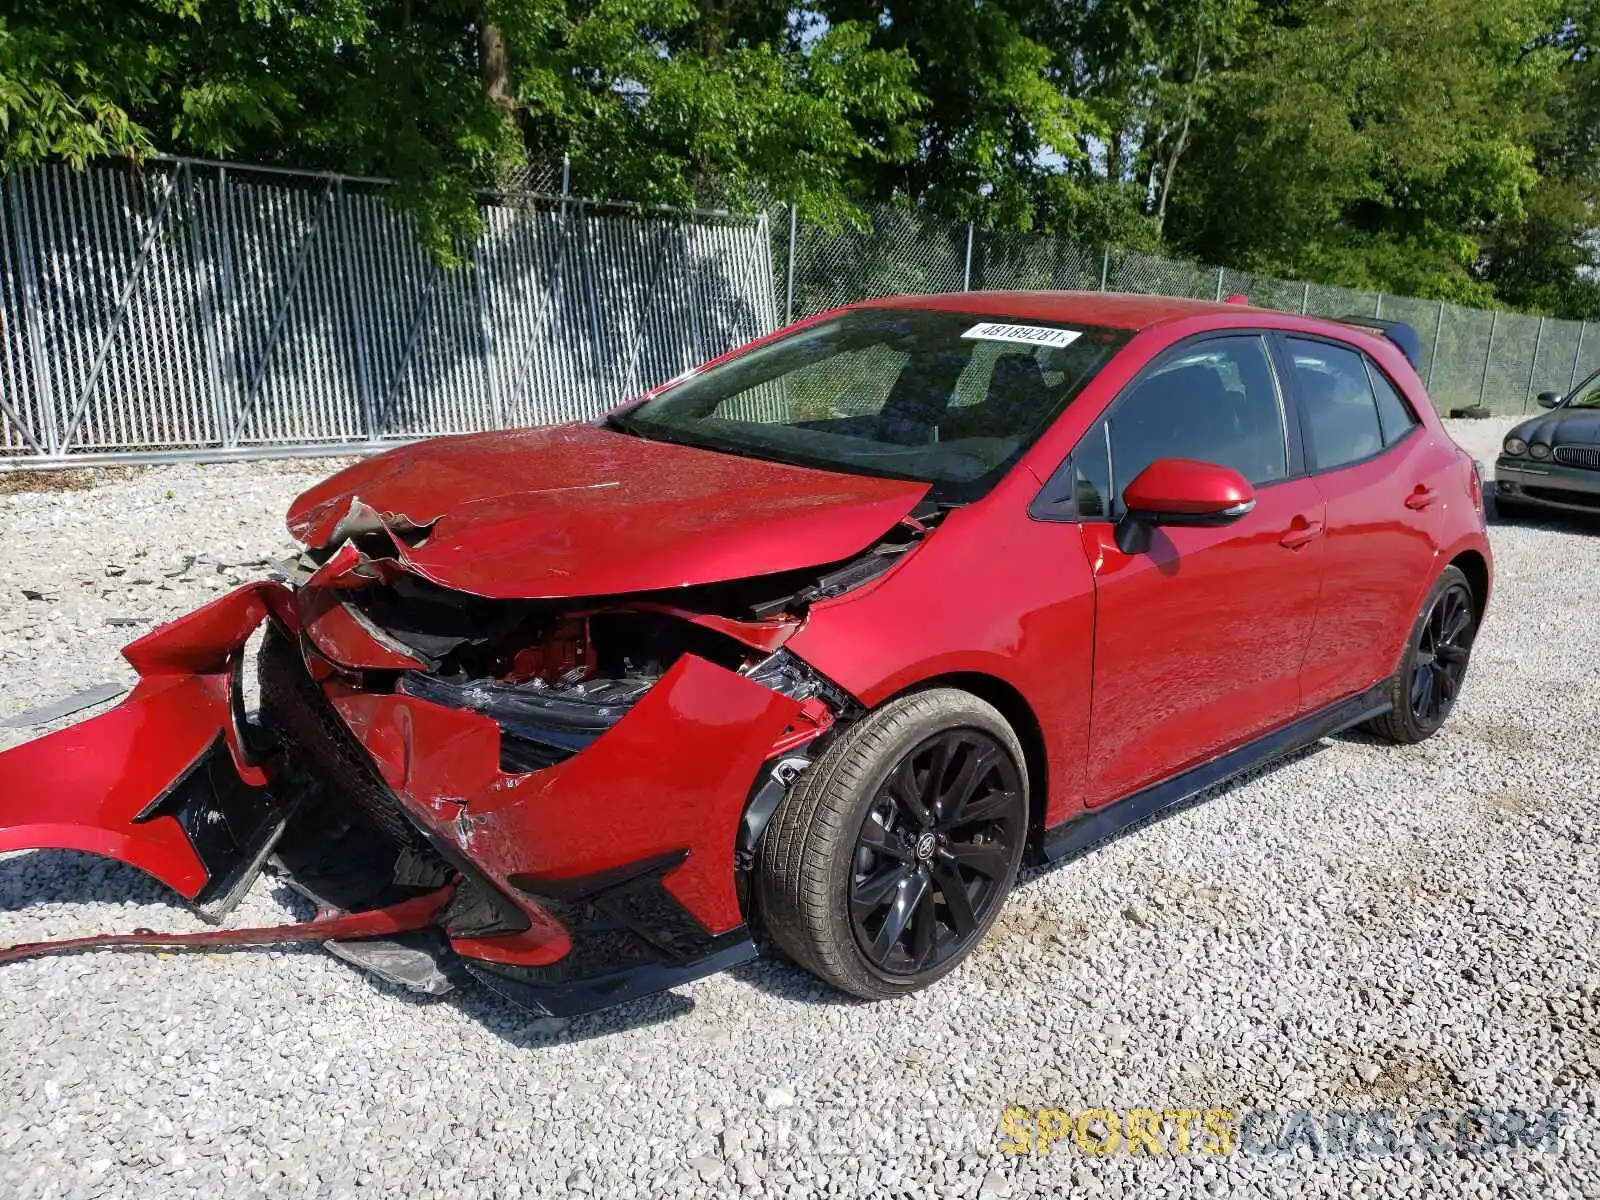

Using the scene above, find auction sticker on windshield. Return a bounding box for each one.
[962,322,1083,349]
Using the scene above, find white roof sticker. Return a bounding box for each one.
[961,321,1082,349]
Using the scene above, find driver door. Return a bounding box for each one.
[1073,334,1329,807]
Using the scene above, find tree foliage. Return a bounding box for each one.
[2,0,1599,312]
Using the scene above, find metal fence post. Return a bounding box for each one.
[962,222,974,291]
[8,173,59,457]
[1478,310,1499,409]
[1374,293,1384,318]
[1426,300,1445,392]
[472,227,503,429]
[215,165,236,441]
[1570,321,1587,392]
[578,204,611,412]
[0,173,48,456]
[1300,283,1310,315]
[784,203,797,326]
[1524,316,1545,413]
[335,179,377,440]
[186,162,227,448]
[1215,267,1225,302]
[1099,249,1109,291]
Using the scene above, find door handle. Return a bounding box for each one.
[1404,486,1437,511]
[1280,517,1324,550]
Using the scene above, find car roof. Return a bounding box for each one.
[851,290,1281,331]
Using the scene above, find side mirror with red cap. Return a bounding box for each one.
[1115,458,1256,553]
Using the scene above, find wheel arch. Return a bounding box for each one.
[1448,548,1491,621]
[877,671,1051,840]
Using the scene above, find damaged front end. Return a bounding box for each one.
[0,497,932,1018]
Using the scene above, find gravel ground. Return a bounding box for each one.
[2,421,1598,1199]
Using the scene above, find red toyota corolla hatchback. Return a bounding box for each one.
[1,293,1491,1016]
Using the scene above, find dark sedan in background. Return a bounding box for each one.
[1497,371,1600,517]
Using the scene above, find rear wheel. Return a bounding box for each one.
[757,689,1028,1000]
[1365,565,1478,744]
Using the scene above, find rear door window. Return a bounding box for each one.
[1285,339,1385,470]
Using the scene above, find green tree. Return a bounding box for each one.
[820,0,1098,230]
[1475,2,1600,315]
[0,1,923,257]
[1035,0,1254,245]
[1166,0,1555,302]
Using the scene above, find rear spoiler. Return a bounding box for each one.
[1336,315,1423,371]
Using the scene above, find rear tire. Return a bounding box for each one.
[757,689,1028,1000]
[1365,565,1478,744]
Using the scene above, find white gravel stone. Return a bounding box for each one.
[0,424,1596,1198]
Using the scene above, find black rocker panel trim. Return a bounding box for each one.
[1036,682,1391,864]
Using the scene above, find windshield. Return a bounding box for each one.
[1563,370,1600,408]
[611,309,1129,500]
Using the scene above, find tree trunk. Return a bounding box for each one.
[1154,40,1206,238]
[480,19,514,119]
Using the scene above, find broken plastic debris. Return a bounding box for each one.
[0,682,129,729]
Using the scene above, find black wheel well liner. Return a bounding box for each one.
[880,672,1051,839]
[1449,549,1490,621]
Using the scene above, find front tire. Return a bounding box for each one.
[757,689,1028,1000]
[1365,565,1478,744]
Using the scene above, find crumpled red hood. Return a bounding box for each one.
[286,424,930,599]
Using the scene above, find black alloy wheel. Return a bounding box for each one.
[848,729,1025,976]
[1409,579,1475,727]
[757,688,1029,1000]
[1366,564,1479,744]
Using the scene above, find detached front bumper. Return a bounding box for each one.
[1496,457,1600,514]
[0,583,293,919]
[0,583,813,1017]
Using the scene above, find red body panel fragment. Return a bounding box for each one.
[299,587,431,672]
[0,675,221,898]
[0,582,295,896]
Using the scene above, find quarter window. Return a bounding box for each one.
[1366,362,1419,445]
[1102,335,1289,509]
[1286,339,1386,470]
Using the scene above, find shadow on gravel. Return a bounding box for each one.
[725,953,873,1009]
[451,984,697,1047]
[1020,740,1331,876]
[0,736,1360,1030]
[0,848,178,913]
[0,849,697,1043]
[1484,480,1600,531]
[728,740,1339,1009]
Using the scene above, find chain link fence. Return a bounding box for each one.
[0,158,775,464]
[1,162,1588,467]
[777,205,1597,419]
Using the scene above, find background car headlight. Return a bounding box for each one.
[1504,437,1528,456]
[1530,442,1552,459]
